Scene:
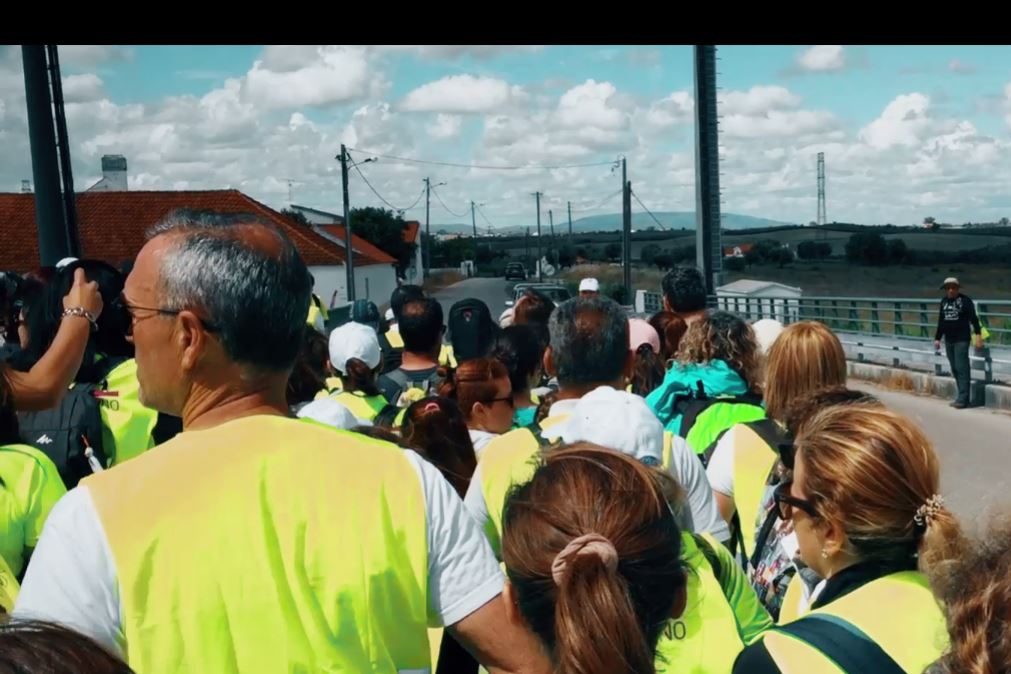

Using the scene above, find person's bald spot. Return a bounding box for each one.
[571,304,606,338]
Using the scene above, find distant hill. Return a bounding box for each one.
[472,212,796,236]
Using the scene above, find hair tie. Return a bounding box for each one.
[913,494,945,530]
[422,401,441,413]
[551,533,619,586]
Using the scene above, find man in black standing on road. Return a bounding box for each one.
[933,276,983,409]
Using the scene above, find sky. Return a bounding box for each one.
[2,44,1011,230]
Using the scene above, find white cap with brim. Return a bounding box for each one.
[385,307,395,322]
[940,277,960,289]
[55,257,79,269]
[328,321,382,373]
[752,318,785,356]
[579,277,600,293]
[296,398,366,430]
[550,386,664,466]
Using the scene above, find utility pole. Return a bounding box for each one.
[471,200,478,275]
[548,209,557,267]
[525,227,531,272]
[424,177,431,278]
[693,44,723,297]
[567,200,573,250]
[339,144,356,303]
[622,157,632,303]
[534,192,543,282]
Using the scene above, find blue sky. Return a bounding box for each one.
[3,44,1011,229]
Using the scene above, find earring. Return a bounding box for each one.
[820,548,829,559]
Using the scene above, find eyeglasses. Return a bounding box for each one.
[114,296,220,333]
[485,395,515,409]
[773,481,818,520]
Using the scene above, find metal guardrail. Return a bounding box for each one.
[634,290,1011,384]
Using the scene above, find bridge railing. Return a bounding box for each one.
[634,290,1011,384]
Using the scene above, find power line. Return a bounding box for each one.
[430,184,468,218]
[348,156,425,212]
[631,189,668,231]
[346,147,618,172]
[476,203,494,228]
[568,189,623,213]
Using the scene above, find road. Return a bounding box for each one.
[435,277,1011,523]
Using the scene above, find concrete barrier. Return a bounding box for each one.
[848,360,1010,410]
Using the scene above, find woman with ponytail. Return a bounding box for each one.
[324,322,389,421]
[400,397,477,498]
[648,311,688,366]
[438,357,514,455]
[628,318,664,396]
[733,404,959,674]
[501,444,689,674]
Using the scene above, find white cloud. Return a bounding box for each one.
[555,80,629,131]
[796,45,846,72]
[644,91,693,128]
[58,45,132,68]
[721,85,800,115]
[427,113,462,139]
[62,73,104,103]
[859,93,932,149]
[402,75,525,113]
[243,46,373,109]
[377,45,543,60]
[1003,83,1011,129]
[948,59,976,75]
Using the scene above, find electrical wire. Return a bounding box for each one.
[476,203,494,228]
[631,189,668,231]
[568,189,623,213]
[349,157,425,212]
[430,184,468,218]
[346,147,618,171]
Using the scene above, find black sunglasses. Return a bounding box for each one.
[113,296,220,333]
[773,481,818,520]
[485,395,515,409]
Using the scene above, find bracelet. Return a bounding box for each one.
[62,307,98,331]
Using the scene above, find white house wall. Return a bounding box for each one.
[308,265,346,309]
[308,264,398,309]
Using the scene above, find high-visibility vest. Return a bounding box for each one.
[315,377,343,401]
[84,416,431,673]
[329,390,388,421]
[386,327,404,349]
[728,423,780,558]
[760,572,947,674]
[100,359,160,466]
[0,444,66,580]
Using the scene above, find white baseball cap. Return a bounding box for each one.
[940,276,960,289]
[296,398,364,430]
[752,318,785,356]
[551,386,664,466]
[328,321,381,373]
[579,277,600,293]
[55,257,79,269]
[384,307,395,322]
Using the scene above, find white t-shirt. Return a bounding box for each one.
[15,450,503,658]
[468,429,499,457]
[706,425,739,499]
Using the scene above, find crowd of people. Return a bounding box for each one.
[0,209,1005,674]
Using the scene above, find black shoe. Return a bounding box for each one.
[951,402,967,409]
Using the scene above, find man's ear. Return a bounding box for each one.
[176,311,209,373]
[543,346,556,378]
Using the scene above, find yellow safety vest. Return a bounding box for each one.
[100,359,160,466]
[83,416,431,674]
[329,390,388,421]
[655,532,753,674]
[386,327,404,349]
[761,572,947,674]
[315,377,344,401]
[0,552,18,614]
[778,575,808,625]
[0,444,66,579]
[382,327,454,369]
[728,423,779,558]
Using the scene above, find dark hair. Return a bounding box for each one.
[148,209,312,375]
[661,266,707,314]
[491,325,544,396]
[648,311,687,363]
[22,260,133,382]
[400,397,477,497]
[548,297,629,388]
[0,364,19,445]
[342,358,381,397]
[438,357,510,422]
[286,327,330,407]
[0,619,135,673]
[782,385,881,438]
[514,290,554,329]
[399,298,444,355]
[502,444,687,674]
[629,344,665,397]
[352,425,401,444]
[390,285,425,321]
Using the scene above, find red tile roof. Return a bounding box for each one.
[317,225,396,265]
[403,220,420,244]
[0,190,369,272]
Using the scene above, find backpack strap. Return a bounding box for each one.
[743,418,789,454]
[774,613,906,674]
[691,533,724,589]
[524,419,555,449]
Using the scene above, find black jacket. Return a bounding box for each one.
[934,293,982,343]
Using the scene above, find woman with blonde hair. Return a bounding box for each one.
[733,405,958,674]
[707,321,847,559]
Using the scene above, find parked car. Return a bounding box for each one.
[504,262,527,281]
[506,283,572,308]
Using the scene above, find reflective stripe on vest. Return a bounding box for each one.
[762,572,947,674]
[84,416,431,673]
[101,359,159,466]
[330,391,388,421]
[729,424,778,558]
[655,532,746,674]
[439,344,457,369]
[386,328,405,349]
[478,414,568,558]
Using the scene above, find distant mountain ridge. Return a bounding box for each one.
[432,211,796,235]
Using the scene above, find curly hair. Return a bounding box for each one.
[928,510,1011,674]
[676,310,760,390]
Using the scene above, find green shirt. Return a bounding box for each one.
[0,445,67,577]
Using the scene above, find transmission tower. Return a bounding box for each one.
[816,152,826,226]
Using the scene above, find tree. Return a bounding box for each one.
[724,256,746,272]
[346,207,418,277]
[816,242,833,259]
[797,240,818,260]
[887,238,908,264]
[604,242,621,260]
[653,252,674,270]
[281,208,311,227]
[641,244,662,265]
[475,244,496,265]
[557,246,575,268]
[845,232,889,266]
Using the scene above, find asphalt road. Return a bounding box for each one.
[435,277,1011,523]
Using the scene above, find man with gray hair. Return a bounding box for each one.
[15,210,548,674]
[464,296,727,557]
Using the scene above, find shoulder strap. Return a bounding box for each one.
[744,418,788,452]
[775,613,906,674]
[691,533,723,587]
[524,419,553,449]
